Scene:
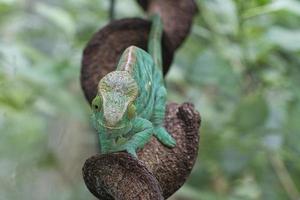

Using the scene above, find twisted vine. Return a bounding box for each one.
[81,0,200,199]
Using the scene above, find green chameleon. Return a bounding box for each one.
[91,15,176,157]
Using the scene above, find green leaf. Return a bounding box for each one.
[35,2,75,37]
[187,49,240,98]
[269,0,300,16]
[202,0,238,35]
[267,27,300,51]
[243,0,300,19]
[233,93,269,131]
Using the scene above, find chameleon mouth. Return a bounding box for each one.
[99,122,126,130]
[105,125,126,130]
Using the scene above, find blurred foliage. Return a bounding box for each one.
[0,0,300,200]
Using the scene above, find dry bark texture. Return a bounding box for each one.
[81,18,174,103]
[137,0,198,50]
[82,103,201,199]
[83,153,164,200]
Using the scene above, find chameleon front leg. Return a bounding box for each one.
[151,86,176,147]
[92,113,113,154]
[113,117,153,158]
[98,133,112,154]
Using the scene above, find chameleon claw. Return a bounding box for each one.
[154,127,176,148]
[126,148,138,158]
[114,144,138,158]
[121,145,138,158]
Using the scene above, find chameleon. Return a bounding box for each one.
[91,14,176,157]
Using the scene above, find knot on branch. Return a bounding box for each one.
[83,153,164,200]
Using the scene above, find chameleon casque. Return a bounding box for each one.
[91,15,176,157]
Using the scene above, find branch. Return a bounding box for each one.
[136,0,198,50]
[81,18,174,103]
[82,103,201,199]
[83,153,163,200]
[81,1,200,199]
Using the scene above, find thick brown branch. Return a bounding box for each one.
[81,18,174,103]
[81,2,200,198]
[137,0,199,50]
[82,103,201,199]
[83,153,164,200]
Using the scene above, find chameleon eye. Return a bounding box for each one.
[91,95,102,112]
[127,104,136,119]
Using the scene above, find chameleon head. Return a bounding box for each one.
[91,71,138,135]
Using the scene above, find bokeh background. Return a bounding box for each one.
[1,0,300,199]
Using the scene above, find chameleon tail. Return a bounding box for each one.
[148,14,163,70]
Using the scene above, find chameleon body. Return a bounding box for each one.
[91,15,176,157]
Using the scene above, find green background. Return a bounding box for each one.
[1,0,300,199]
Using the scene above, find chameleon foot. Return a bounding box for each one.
[113,144,138,158]
[125,147,138,158]
[154,127,176,147]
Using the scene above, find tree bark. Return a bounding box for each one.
[82,103,201,199]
